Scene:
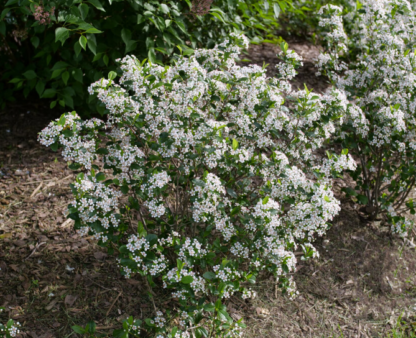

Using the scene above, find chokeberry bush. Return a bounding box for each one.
[317,0,416,235]
[39,34,355,337]
[0,0,296,113]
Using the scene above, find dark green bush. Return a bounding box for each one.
[0,0,297,115]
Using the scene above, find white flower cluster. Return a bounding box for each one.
[166,267,206,295]
[39,113,104,169]
[0,317,21,338]
[70,174,121,241]
[125,234,168,276]
[242,288,257,300]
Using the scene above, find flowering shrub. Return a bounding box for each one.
[317,1,416,235]
[0,308,20,338]
[39,34,355,337]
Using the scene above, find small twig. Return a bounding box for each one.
[30,182,43,198]
[95,325,118,330]
[56,174,73,184]
[87,278,115,292]
[106,291,122,316]
[20,178,57,185]
[184,324,205,333]
[25,242,46,260]
[145,278,157,312]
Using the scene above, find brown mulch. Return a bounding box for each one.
[242,38,331,93]
[0,43,415,338]
[0,105,160,337]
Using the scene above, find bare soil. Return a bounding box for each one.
[0,42,415,338]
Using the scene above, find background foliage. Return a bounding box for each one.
[0,0,300,115]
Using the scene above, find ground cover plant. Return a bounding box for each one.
[316,0,416,235]
[35,33,357,337]
[0,0,297,114]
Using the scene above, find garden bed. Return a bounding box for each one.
[1,42,415,338]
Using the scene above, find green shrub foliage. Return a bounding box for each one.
[0,0,294,113]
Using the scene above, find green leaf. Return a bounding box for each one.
[210,11,225,23]
[9,78,21,84]
[85,27,103,34]
[73,69,83,83]
[42,89,57,98]
[262,196,269,205]
[35,80,45,96]
[88,0,105,11]
[203,271,216,280]
[341,148,349,155]
[108,71,117,80]
[58,115,66,126]
[160,4,170,14]
[324,195,331,202]
[78,3,89,20]
[50,100,57,109]
[31,36,40,48]
[137,221,147,237]
[74,41,82,57]
[85,321,96,333]
[113,329,128,338]
[51,69,64,79]
[62,71,70,85]
[273,3,280,18]
[69,162,82,170]
[87,34,97,55]
[175,19,187,33]
[283,260,293,272]
[23,70,37,80]
[177,259,184,272]
[148,48,156,64]
[217,309,231,323]
[5,0,18,7]
[232,138,238,150]
[63,95,74,109]
[193,179,206,188]
[51,61,69,71]
[203,303,215,312]
[96,172,105,181]
[196,327,209,337]
[55,27,70,45]
[92,53,103,62]
[1,8,10,20]
[71,325,86,334]
[181,275,194,284]
[79,35,87,50]
[121,29,131,45]
[357,194,369,205]
[103,54,109,66]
